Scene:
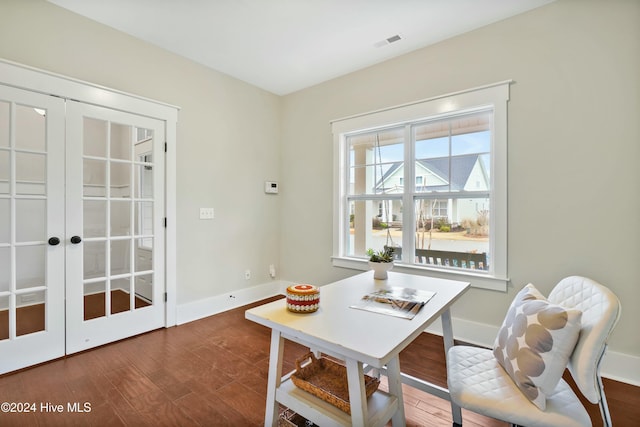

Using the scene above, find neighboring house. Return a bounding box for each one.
[374,154,489,225]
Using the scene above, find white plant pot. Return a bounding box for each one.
[368,261,394,280]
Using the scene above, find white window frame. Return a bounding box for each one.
[331,81,510,291]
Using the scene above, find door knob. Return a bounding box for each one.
[48,237,60,246]
[70,236,82,244]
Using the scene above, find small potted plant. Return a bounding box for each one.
[367,247,395,279]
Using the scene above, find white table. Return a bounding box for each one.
[245,271,470,427]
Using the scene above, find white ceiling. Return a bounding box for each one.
[48,0,554,95]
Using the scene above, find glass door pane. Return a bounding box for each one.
[13,104,48,334]
[134,133,154,306]
[80,119,155,319]
[0,295,8,340]
[107,121,133,314]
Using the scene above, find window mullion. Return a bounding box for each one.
[415,191,491,200]
[402,124,414,263]
[340,134,350,258]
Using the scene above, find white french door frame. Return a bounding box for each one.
[0,85,66,373]
[65,101,167,353]
[0,59,179,327]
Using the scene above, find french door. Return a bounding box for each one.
[65,101,166,354]
[0,86,166,373]
[0,85,66,373]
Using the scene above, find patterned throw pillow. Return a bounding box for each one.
[493,283,582,410]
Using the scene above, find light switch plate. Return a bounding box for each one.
[199,207,214,219]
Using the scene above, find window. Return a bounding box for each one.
[332,82,510,290]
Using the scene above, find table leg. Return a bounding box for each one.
[386,355,406,427]
[345,357,367,426]
[441,308,462,426]
[265,330,284,427]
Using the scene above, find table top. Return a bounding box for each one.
[245,271,470,367]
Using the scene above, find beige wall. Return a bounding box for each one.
[280,0,640,357]
[0,0,282,304]
[0,0,637,364]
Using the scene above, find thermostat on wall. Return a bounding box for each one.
[265,181,279,194]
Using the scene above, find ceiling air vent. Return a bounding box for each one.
[374,34,402,48]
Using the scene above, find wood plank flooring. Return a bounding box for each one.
[0,296,638,426]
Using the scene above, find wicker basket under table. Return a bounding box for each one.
[290,352,380,415]
[278,409,318,427]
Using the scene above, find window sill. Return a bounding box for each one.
[331,256,509,292]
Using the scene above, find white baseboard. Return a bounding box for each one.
[176,282,639,387]
[426,317,640,387]
[601,350,640,387]
[176,281,284,325]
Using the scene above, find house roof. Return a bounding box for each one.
[376,154,484,193]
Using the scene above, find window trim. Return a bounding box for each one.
[332,81,511,291]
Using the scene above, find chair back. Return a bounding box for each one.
[547,276,621,404]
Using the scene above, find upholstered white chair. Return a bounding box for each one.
[447,276,621,427]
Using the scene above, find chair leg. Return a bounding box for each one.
[598,375,613,427]
[596,347,613,427]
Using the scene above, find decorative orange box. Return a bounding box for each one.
[286,284,320,313]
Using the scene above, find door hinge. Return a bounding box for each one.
[164,142,167,152]
[164,292,168,302]
[164,217,167,228]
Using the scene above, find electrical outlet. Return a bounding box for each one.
[245,269,251,280]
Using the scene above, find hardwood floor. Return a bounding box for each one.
[0,296,638,426]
